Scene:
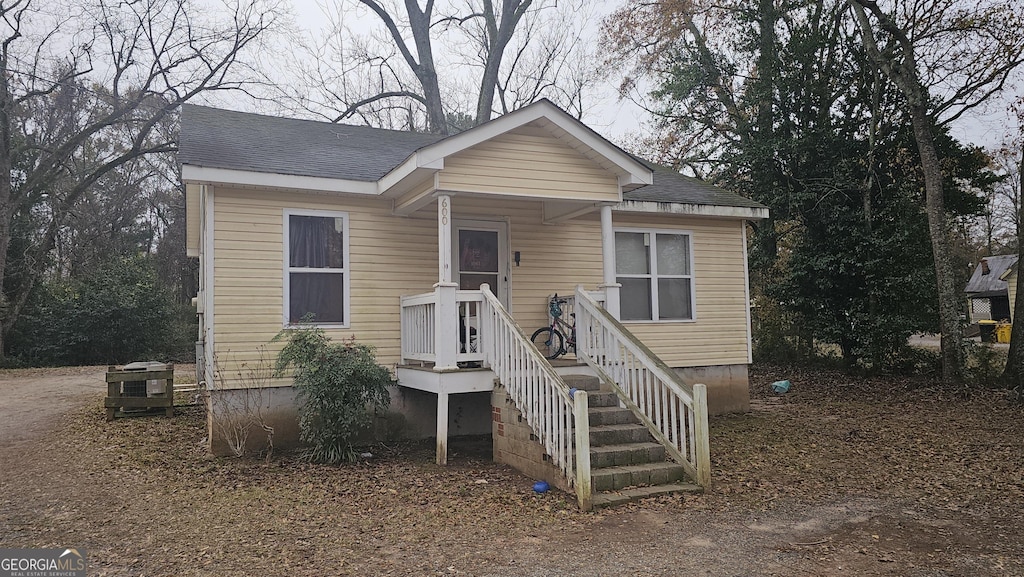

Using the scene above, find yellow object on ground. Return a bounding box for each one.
[996,323,1012,344]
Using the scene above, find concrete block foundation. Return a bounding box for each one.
[674,364,750,414]
[491,384,571,493]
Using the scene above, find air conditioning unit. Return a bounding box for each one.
[123,361,171,397]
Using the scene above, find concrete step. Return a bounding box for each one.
[589,423,653,446]
[591,461,688,492]
[587,391,621,408]
[562,374,602,392]
[592,483,703,508]
[587,406,638,426]
[590,442,666,468]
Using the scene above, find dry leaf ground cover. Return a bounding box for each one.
[0,363,1022,576]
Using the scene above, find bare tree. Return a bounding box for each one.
[280,0,595,134]
[0,0,280,358]
[1000,131,1024,389]
[848,0,1024,384]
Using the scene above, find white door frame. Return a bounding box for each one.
[452,218,510,308]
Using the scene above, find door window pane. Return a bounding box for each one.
[459,230,498,273]
[460,273,498,291]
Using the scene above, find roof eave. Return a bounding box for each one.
[615,200,769,219]
[181,164,380,195]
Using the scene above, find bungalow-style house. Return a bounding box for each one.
[180,100,768,509]
[966,255,1017,324]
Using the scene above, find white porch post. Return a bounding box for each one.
[435,194,459,371]
[435,194,458,465]
[599,204,621,319]
[436,391,449,466]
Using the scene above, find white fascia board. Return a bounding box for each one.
[379,154,444,196]
[615,200,769,220]
[182,165,379,195]
[405,101,653,185]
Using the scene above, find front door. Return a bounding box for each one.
[453,220,509,308]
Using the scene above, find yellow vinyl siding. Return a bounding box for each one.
[186,183,200,256]
[210,187,751,388]
[211,188,437,387]
[437,130,620,202]
[614,214,749,367]
[1008,270,1018,320]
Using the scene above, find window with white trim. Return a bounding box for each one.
[285,210,349,325]
[615,230,694,321]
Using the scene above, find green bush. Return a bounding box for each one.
[9,254,196,365]
[273,326,393,464]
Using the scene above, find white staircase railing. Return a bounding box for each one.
[574,286,711,488]
[478,284,592,510]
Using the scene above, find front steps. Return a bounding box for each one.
[563,374,701,508]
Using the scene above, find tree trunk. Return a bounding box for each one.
[475,0,531,125]
[909,104,964,384]
[0,47,13,358]
[848,0,966,383]
[1001,146,1024,389]
[405,1,447,134]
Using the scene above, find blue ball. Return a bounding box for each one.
[569,387,578,398]
[533,480,550,493]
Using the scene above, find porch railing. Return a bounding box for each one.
[399,289,485,366]
[478,284,591,510]
[399,291,436,362]
[574,286,712,488]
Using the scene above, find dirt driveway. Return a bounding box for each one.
[0,366,106,446]
[1,365,1022,576]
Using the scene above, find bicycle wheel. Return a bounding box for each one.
[530,327,565,359]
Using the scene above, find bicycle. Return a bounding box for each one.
[531,294,576,359]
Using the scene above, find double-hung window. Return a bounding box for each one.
[284,210,349,325]
[615,230,695,321]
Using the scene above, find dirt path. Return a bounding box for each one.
[0,367,107,447]
[0,365,1021,576]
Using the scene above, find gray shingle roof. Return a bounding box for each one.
[179,104,765,210]
[623,165,766,209]
[966,254,1018,296]
[179,105,444,182]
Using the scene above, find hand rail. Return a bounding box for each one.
[400,290,488,365]
[400,291,437,362]
[574,286,711,488]
[478,284,592,510]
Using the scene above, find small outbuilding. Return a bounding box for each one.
[966,255,1017,323]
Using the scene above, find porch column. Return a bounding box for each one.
[435,195,458,465]
[599,204,621,319]
[436,391,449,465]
[435,194,459,371]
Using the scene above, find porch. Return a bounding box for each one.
[397,281,711,510]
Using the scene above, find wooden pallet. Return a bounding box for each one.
[104,365,174,421]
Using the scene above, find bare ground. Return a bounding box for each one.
[1,364,1022,576]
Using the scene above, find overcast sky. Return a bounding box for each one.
[235,0,1021,151]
